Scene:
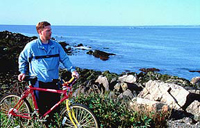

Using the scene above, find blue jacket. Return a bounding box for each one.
[19,39,75,82]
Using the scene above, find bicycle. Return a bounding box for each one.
[0,76,99,128]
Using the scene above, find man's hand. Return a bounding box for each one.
[72,71,79,78]
[18,73,26,81]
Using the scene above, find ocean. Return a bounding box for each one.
[0,25,200,80]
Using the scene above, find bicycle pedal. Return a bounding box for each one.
[62,117,67,125]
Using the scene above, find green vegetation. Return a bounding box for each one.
[73,92,170,128]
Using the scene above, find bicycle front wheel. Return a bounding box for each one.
[0,93,32,128]
[60,103,99,128]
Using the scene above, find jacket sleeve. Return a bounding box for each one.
[58,43,75,72]
[18,43,31,74]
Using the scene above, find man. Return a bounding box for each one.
[18,21,79,126]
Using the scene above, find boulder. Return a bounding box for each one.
[167,117,200,128]
[118,89,134,99]
[138,80,190,109]
[92,50,115,61]
[114,83,121,92]
[130,97,170,113]
[187,89,200,95]
[118,74,137,83]
[95,75,109,91]
[114,81,142,93]
[190,77,200,89]
[121,82,128,91]
[186,100,200,121]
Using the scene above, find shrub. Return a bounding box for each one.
[73,92,154,127]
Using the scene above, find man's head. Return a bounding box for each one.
[36,21,51,33]
[36,21,52,42]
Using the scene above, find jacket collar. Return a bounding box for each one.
[37,38,55,53]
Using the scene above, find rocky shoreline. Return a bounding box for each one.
[0,31,199,127]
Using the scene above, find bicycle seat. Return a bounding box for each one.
[24,76,37,85]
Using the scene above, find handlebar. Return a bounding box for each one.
[62,77,77,87]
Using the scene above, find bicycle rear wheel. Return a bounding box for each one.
[0,93,32,127]
[60,103,99,128]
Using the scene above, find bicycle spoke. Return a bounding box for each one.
[62,116,74,127]
[61,104,99,128]
[78,110,90,123]
[0,94,32,127]
[81,117,96,127]
[79,112,96,127]
[0,107,8,113]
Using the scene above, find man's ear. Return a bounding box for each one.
[38,29,43,35]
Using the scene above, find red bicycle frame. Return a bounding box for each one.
[9,78,74,120]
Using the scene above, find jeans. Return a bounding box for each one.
[34,80,60,126]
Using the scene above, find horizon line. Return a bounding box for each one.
[0,24,200,27]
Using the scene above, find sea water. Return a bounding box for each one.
[0,25,200,80]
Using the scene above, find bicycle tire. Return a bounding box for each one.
[60,103,99,128]
[0,93,32,128]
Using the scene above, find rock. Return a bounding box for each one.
[81,79,101,94]
[58,41,73,54]
[167,117,200,128]
[73,85,86,97]
[118,89,134,99]
[118,74,136,83]
[59,41,69,47]
[90,84,102,94]
[121,82,128,91]
[114,83,121,92]
[138,80,190,109]
[139,80,200,122]
[0,31,36,73]
[108,91,117,99]
[166,78,191,87]
[95,75,109,91]
[127,83,143,92]
[187,89,200,95]
[189,70,200,73]
[114,81,142,94]
[102,70,118,83]
[186,100,200,121]
[92,50,115,61]
[190,77,200,89]
[136,71,191,87]
[139,68,160,73]
[130,97,170,113]
[86,50,93,55]
[75,45,91,50]
[109,77,118,90]
[76,43,83,47]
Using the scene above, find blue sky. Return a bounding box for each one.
[0,0,200,26]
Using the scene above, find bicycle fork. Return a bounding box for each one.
[62,99,80,128]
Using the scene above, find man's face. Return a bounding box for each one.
[40,25,52,40]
